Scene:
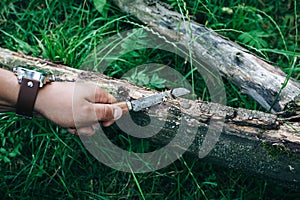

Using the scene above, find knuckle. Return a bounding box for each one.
[95,87,116,103]
[95,87,106,102]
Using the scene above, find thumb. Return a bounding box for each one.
[94,104,123,122]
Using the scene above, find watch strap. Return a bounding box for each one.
[16,78,40,119]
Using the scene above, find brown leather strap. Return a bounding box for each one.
[16,78,40,119]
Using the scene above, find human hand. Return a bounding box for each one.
[34,81,122,135]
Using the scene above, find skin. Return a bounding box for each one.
[0,68,122,135]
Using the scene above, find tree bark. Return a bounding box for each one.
[0,47,299,190]
[112,0,300,113]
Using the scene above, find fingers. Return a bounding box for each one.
[67,123,100,136]
[79,82,116,104]
[93,87,122,123]
[67,121,114,136]
[102,119,115,127]
[71,83,122,133]
[67,128,77,135]
[77,126,96,136]
[94,104,123,122]
[94,86,117,104]
[68,104,122,136]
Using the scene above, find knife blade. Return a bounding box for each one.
[114,88,190,115]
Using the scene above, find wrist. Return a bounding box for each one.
[3,67,55,118]
[34,81,74,115]
[0,68,20,106]
[34,82,57,114]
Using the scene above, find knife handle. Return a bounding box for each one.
[113,102,129,115]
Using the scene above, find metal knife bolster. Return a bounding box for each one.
[128,90,172,112]
[126,101,133,111]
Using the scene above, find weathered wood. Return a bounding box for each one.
[112,0,300,113]
[0,47,299,190]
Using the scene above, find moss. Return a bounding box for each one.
[262,142,291,159]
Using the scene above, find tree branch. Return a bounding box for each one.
[0,47,299,190]
[112,0,300,113]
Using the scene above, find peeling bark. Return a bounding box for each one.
[0,47,299,190]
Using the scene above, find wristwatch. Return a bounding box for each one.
[13,66,55,119]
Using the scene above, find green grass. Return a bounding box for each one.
[0,0,299,199]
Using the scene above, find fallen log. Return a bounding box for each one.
[112,0,300,113]
[0,47,299,190]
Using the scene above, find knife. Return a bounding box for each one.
[114,88,190,115]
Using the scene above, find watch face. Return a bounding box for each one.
[15,66,51,75]
[14,66,43,78]
[13,66,55,87]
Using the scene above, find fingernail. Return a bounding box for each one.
[113,106,123,120]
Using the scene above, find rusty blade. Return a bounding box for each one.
[129,88,190,111]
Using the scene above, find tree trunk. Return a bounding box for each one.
[112,0,300,113]
[0,47,299,190]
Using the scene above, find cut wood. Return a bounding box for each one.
[0,47,299,190]
[112,0,300,113]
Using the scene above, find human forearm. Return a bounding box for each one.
[0,68,20,108]
[0,67,122,135]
